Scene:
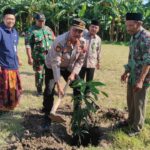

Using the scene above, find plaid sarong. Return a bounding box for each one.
[0,69,22,110]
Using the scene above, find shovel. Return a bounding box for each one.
[49,79,71,123]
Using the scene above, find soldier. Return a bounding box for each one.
[42,18,86,129]
[120,13,150,136]
[80,20,101,95]
[25,13,55,96]
[0,8,22,111]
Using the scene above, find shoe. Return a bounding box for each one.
[127,128,140,137]
[37,91,43,96]
[114,120,129,129]
[42,122,51,131]
[42,115,51,131]
[37,86,43,96]
[40,108,46,113]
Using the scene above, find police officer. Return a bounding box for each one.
[120,13,150,136]
[80,20,101,95]
[42,18,86,129]
[25,13,55,96]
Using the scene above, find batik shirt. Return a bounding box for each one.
[124,27,150,86]
[83,31,101,68]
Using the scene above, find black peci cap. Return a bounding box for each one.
[3,8,16,16]
[91,20,99,26]
[126,13,143,21]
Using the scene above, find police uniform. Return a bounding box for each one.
[80,20,101,94]
[25,13,55,94]
[42,19,86,127]
[124,13,150,134]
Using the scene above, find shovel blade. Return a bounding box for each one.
[49,113,66,123]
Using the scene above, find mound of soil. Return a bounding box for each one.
[6,104,127,150]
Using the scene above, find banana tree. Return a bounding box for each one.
[143,1,150,30]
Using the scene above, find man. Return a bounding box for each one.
[80,20,101,94]
[42,18,86,129]
[0,8,22,111]
[25,13,55,96]
[120,12,150,136]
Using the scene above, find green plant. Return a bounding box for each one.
[70,79,108,145]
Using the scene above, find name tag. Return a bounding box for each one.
[14,45,17,52]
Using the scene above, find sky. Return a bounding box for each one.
[143,0,149,4]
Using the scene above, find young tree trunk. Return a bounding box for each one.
[109,19,115,42]
[115,26,119,42]
[54,22,59,36]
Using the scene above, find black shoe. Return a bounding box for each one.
[127,128,140,137]
[40,108,46,113]
[42,115,51,131]
[37,91,43,96]
[114,120,129,129]
[42,122,51,131]
[37,86,43,96]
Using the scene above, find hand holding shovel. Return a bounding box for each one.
[49,80,71,123]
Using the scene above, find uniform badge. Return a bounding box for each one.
[55,44,62,52]
[61,57,65,62]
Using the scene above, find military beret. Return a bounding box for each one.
[72,18,86,30]
[126,13,143,21]
[91,20,99,26]
[3,8,16,16]
[35,13,46,20]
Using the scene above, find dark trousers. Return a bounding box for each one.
[79,67,95,93]
[43,66,80,115]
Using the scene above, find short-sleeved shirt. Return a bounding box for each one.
[124,27,150,85]
[25,25,55,61]
[45,32,86,82]
[0,24,19,70]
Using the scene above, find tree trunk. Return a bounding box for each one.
[109,19,115,42]
[115,26,119,42]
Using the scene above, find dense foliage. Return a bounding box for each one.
[0,0,149,41]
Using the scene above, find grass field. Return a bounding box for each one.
[0,38,150,150]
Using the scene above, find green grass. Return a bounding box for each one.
[0,37,150,150]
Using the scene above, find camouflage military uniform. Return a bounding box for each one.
[25,25,55,93]
[124,27,150,131]
[79,30,101,93]
[43,31,86,115]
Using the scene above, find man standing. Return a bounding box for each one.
[0,8,22,111]
[25,13,55,96]
[80,20,101,94]
[121,13,150,136]
[42,18,86,129]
